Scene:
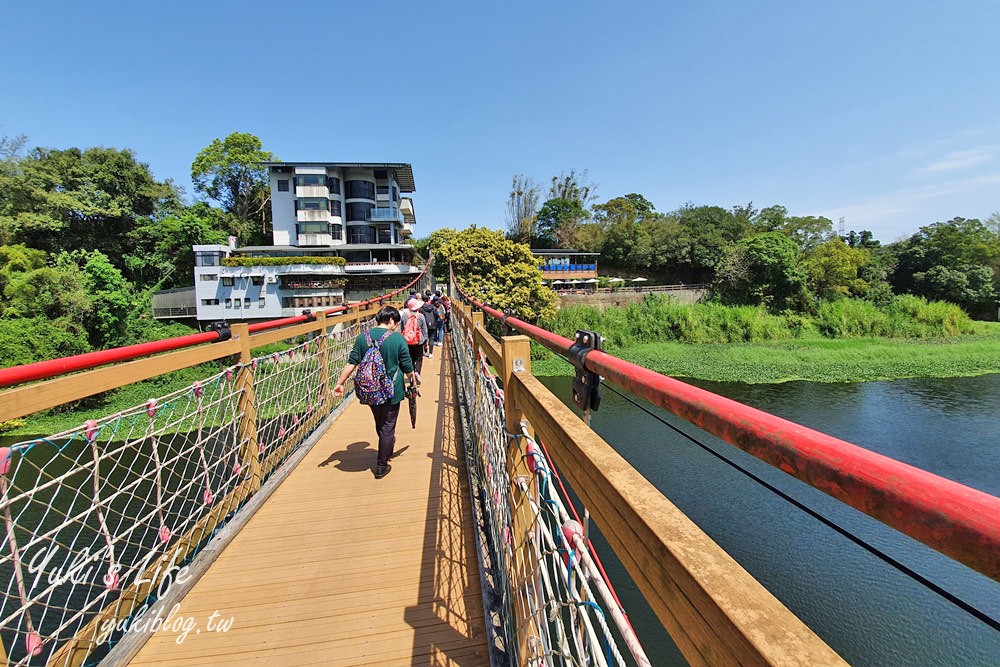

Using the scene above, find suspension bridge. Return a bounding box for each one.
[1,261,998,666]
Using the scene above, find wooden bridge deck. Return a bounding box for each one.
[128,339,490,666]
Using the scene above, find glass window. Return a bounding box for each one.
[346,202,374,222]
[348,226,375,244]
[376,185,389,195]
[201,299,220,306]
[345,180,375,199]
[377,226,392,244]
[330,200,342,216]
[251,275,264,286]
[392,187,398,201]
[277,179,289,192]
[225,298,232,308]
[297,197,327,210]
[374,170,387,180]
[259,297,266,308]
[327,176,340,194]
[222,277,234,286]
[243,298,251,308]
[195,252,219,267]
[296,174,324,186]
[331,224,342,240]
[297,221,328,234]
[200,274,218,281]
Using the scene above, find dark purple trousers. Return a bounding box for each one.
[369,401,401,467]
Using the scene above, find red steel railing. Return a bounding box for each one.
[0,260,431,388]
[453,279,1000,583]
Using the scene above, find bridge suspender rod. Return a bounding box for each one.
[453,279,1000,583]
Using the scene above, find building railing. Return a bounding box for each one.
[366,207,401,222]
[541,264,597,272]
[151,306,198,319]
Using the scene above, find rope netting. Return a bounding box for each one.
[450,312,648,667]
[0,319,372,666]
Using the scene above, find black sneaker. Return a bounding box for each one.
[374,464,392,479]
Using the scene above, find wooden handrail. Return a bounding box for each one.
[0,311,363,423]
[508,370,845,666]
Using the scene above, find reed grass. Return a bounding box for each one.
[533,294,1000,383]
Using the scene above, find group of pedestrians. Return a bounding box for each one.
[332,289,452,479]
[399,290,450,378]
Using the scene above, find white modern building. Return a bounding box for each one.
[152,162,422,323]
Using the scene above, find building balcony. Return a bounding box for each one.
[297,209,330,222]
[296,185,328,198]
[540,265,599,280]
[367,207,402,222]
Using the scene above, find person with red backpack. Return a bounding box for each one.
[332,306,415,479]
[399,298,427,383]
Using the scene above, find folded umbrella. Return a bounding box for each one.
[406,382,420,428]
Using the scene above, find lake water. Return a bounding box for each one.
[539,374,1000,666]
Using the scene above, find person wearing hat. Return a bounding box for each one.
[399,297,428,382]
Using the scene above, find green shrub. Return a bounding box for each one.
[816,299,890,337]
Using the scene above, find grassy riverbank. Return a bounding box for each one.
[531,332,1000,382]
[533,295,1000,382]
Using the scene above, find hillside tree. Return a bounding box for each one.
[437,226,557,322]
[504,174,540,244]
[191,132,276,244]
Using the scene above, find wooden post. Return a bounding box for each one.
[233,324,262,493]
[315,312,331,423]
[470,311,484,349]
[501,334,541,665]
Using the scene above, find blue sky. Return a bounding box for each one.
[2,0,998,243]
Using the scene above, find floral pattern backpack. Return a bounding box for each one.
[355,330,395,405]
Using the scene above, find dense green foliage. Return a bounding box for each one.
[221,255,347,267]
[191,132,276,246]
[891,217,999,318]
[0,146,179,259]
[432,226,558,322]
[0,132,285,432]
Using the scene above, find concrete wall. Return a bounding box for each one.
[557,287,710,310]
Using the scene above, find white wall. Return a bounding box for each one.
[270,170,296,246]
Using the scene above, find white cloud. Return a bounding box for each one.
[914,147,996,174]
[815,173,1000,239]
